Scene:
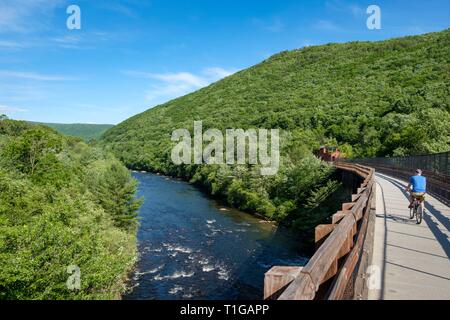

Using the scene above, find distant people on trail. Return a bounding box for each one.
[406,169,426,212]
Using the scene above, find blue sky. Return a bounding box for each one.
[0,0,448,124]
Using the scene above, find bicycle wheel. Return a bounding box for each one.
[416,205,423,224]
[409,206,414,219]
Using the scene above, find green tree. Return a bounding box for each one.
[0,121,140,299]
[87,160,142,229]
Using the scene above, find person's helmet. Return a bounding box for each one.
[415,168,422,175]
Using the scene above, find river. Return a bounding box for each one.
[123,172,308,300]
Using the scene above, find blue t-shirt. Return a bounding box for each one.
[410,175,426,193]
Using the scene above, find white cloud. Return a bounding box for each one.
[0,104,28,113]
[50,35,84,49]
[0,40,26,48]
[49,31,120,50]
[203,67,235,79]
[0,70,73,81]
[52,35,81,44]
[100,0,151,19]
[151,72,208,87]
[349,4,365,18]
[326,0,364,18]
[313,20,344,32]
[104,2,138,18]
[124,67,237,103]
[0,0,65,33]
[0,83,48,102]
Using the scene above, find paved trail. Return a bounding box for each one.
[369,173,450,300]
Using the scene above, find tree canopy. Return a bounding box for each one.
[101,31,450,230]
[0,120,141,299]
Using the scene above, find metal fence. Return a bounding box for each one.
[348,151,450,205]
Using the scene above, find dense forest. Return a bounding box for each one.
[1,29,448,300]
[101,30,450,228]
[30,122,114,142]
[0,119,141,299]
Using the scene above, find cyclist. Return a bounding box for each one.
[406,169,426,213]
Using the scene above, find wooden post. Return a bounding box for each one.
[315,224,335,250]
[332,212,347,224]
[342,202,354,210]
[265,163,376,300]
[322,258,339,284]
[264,266,303,300]
[351,193,361,202]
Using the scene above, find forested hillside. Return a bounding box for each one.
[101,29,450,228]
[0,120,141,299]
[31,122,114,141]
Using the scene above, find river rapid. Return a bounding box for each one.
[124,172,308,300]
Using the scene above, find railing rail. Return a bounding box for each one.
[350,151,449,205]
[264,163,376,300]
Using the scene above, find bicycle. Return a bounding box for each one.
[409,195,425,224]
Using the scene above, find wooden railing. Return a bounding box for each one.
[356,164,448,206]
[350,152,449,205]
[264,163,376,300]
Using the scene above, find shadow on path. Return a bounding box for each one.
[376,173,450,259]
[386,261,450,281]
[386,243,448,260]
